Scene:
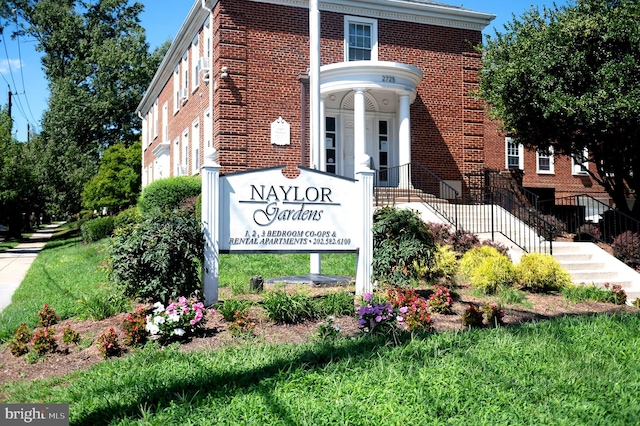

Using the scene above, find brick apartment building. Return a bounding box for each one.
[136,0,609,209]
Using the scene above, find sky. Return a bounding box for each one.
[0,0,569,143]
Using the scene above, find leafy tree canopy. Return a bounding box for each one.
[81,141,142,213]
[479,0,640,214]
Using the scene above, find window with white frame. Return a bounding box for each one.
[153,100,158,139]
[173,66,180,113]
[182,129,189,174]
[505,137,524,170]
[192,36,200,90]
[572,148,589,175]
[536,147,554,174]
[204,19,211,59]
[204,108,212,150]
[162,102,168,142]
[173,137,180,175]
[192,118,200,174]
[344,16,377,61]
[182,54,189,93]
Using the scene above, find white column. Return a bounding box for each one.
[202,150,220,306]
[354,88,366,165]
[319,96,326,171]
[309,0,322,275]
[398,92,411,188]
[355,155,374,296]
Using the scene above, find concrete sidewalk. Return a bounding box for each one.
[0,222,63,313]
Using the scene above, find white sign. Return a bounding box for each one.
[270,116,290,146]
[220,166,358,252]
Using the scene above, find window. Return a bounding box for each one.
[192,36,200,90]
[152,100,158,139]
[182,129,189,174]
[173,66,180,113]
[173,137,180,175]
[572,148,589,175]
[182,54,189,93]
[536,147,554,174]
[344,16,377,61]
[204,108,212,150]
[378,120,389,181]
[192,118,200,174]
[325,117,336,174]
[505,137,523,170]
[162,102,168,142]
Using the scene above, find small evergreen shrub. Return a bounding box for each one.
[481,240,510,258]
[107,210,204,304]
[81,216,115,242]
[137,176,201,214]
[372,206,436,286]
[461,304,484,328]
[460,246,515,294]
[428,244,459,285]
[262,290,318,324]
[516,253,572,292]
[114,207,142,230]
[612,231,640,271]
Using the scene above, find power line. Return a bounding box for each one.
[14,19,39,127]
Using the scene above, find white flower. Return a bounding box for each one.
[153,315,166,325]
[145,322,160,335]
[173,328,185,337]
[168,314,180,323]
[153,302,165,314]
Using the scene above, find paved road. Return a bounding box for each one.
[0,223,62,313]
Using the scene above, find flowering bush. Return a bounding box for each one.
[357,293,406,335]
[315,316,341,341]
[38,304,60,328]
[482,303,505,327]
[428,285,454,314]
[61,324,81,345]
[31,327,58,355]
[604,282,627,305]
[386,286,432,331]
[227,310,257,338]
[145,297,213,341]
[122,305,148,346]
[97,328,121,358]
[461,304,484,328]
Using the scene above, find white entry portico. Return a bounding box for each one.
[315,61,423,186]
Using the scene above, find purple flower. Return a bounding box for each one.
[363,293,372,302]
[399,306,409,314]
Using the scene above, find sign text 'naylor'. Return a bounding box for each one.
[219,169,359,252]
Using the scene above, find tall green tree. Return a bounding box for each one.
[82,141,142,212]
[1,0,168,215]
[479,0,640,214]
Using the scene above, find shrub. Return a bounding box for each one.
[516,253,572,292]
[482,303,505,327]
[461,304,483,328]
[428,222,452,246]
[37,304,59,328]
[425,244,458,285]
[61,324,80,345]
[372,206,436,286]
[460,246,515,294]
[217,299,251,322]
[137,176,201,214]
[402,297,432,332]
[481,240,510,258]
[262,290,318,324]
[575,223,602,242]
[227,310,257,337]
[448,229,480,255]
[122,306,148,346]
[81,216,115,242]
[107,210,204,304]
[428,285,454,314]
[612,231,640,270]
[97,328,121,358]
[31,327,58,355]
[113,207,142,230]
[9,323,32,357]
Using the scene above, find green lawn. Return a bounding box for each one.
[2,313,640,425]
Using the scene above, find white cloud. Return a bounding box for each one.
[0,59,23,76]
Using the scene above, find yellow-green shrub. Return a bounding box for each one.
[428,244,458,285]
[460,246,515,294]
[516,253,572,292]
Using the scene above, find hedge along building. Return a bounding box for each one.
[136,0,496,197]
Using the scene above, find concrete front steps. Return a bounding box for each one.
[551,242,640,304]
